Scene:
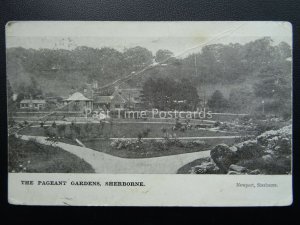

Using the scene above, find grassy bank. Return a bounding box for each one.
[8,136,94,173]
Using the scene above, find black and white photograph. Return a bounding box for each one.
[7,21,292,176]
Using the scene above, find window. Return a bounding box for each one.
[114,104,121,108]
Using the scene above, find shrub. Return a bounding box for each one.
[57,124,66,137]
[111,139,135,150]
[214,121,221,127]
[110,138,208,152]
[137,132,143,142]
[96,121,105,136]
[185,140,206,148]
[73,125,81,138]
[44,127,57,138]
[255,122,278,134]
[84,123,92,133]
[64,125,73,139]
[142,128,151,137]
[137,128,151,141]
[239,115,252,123]
[175,120,182,129]
[161,127,167,134]
[150,140,168,151]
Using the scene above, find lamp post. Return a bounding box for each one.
[262,100,265,114]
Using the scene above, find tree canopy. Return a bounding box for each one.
[141,77,199,110]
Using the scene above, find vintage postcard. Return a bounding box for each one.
[7,21,292,206]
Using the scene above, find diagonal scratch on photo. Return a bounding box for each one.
[6,21,292,175]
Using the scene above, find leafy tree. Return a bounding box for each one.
[141,77,199,110]
[242,37,275,71]
[207,90,229,112]
[16,77,43,101]
[155,49,174,63]
[252,41,292,116]
[141,78,157,108]
[174,78,199,110]
[7,80,16,114]
[228,88,254,113]
[123,46,153,71]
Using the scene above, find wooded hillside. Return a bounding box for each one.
[7,37,292,115]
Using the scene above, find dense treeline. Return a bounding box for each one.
[7,46,154,95]
[7,37,292,116]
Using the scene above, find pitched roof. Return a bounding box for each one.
[93,87,143,104]
[94,96,113,103]
[94,88,115,96]
[64,92,92,101]
[20,99,46,104]
[112,93,127,104]
[94,92,127,104]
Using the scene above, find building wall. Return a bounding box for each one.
[64,100,93,112]
[110,102,125,111]
[20,102,45,110]
[110,94,125,110]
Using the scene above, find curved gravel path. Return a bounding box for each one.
[19,135,210,174]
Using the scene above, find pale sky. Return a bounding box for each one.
[6,21,292,56]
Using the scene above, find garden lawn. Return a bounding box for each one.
[17,122,241,158]
[19,122,239,138]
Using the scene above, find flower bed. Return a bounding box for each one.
[110,138,208,152]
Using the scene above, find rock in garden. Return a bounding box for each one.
[257,125,292,147]
[274,137,291,155]
[261,154,274,163]
[249,169,261,175]
[227,171,243,175]
[229,164,247,173]
[191,161,219,174]
[235,140,264,160]
[237,154,291,174]
[229,146,238,152]
[210,144,239,173]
